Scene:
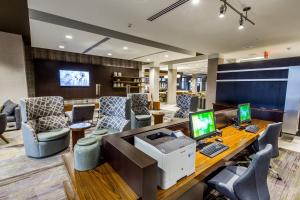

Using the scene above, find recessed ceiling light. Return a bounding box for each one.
[146,58,151,62]
[238,56,264,62]
[191,0,200,5]
[58,45,65,49]
[123,46,129,50]
[107,53,112,56]
[164,55,169,58]
[65,35,73,39]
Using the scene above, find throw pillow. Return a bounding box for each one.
[2,100,18,116]
[37,115,68,133]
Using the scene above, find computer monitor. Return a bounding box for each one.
[189,110,216,141]
[238,103,251,124]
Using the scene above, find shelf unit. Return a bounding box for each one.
[112,75,145,90]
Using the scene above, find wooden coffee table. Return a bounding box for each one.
[152,112,165,125]
[69,122,91,149]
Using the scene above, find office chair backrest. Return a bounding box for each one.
[72,104,95,123]
[257,122,282,158]
[233,144,273,200]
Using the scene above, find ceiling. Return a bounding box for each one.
[29,19,191,63]
[28,0,300,53]
[159,60,208,75]
[28,0,300,64]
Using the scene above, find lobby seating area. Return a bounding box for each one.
[1,1,300,199]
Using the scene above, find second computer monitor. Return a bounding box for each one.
[238,103,251,124]
[189,110,216,141]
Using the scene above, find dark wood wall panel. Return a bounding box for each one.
[215,57,300,115]
[0,0,31,44]
[34,60,139,99]
[216,82,287,110]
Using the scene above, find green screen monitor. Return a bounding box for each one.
[189,110,216,141]
[238,103,252,124]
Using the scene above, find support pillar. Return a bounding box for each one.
[149,63,160,102]
[191,74,197,94]
[167,65,177,104]
[139,65,147,93]
[206,56,224,109]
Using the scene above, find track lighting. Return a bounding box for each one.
[239,15,244,30]
[218,0,255,30]
[219,1,227,18]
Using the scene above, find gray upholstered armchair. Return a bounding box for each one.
[1,100,21,130]
[92,96,131,142]
[174,95,199,118]
[0,113,8,143]
[20,96,70,158]
[128,93,151,129]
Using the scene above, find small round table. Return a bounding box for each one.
[152,112,165,125]
[69,122,91,149]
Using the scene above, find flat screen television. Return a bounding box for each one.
[59,70,90,87]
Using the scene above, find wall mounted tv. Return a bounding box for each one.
[59,70,90,87]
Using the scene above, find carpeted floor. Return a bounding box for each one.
[0,108,300,200]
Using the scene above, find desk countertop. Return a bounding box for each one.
[63,118,271,200]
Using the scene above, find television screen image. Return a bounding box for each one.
[190,111,216,139]
[239,103,251,123]
[59,70,90,87]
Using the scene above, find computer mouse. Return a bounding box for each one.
[215,138,223,142]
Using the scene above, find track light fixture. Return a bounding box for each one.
[238,14,244,30]
[218,0,255,30]
[219,0,227,18]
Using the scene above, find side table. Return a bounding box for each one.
[152,112,165,125]
[69,122,91,149]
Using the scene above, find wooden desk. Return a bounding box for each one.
[62,153,138,200]
[157,119,270,200]
[64,102,100,112]
[63,118,271,200]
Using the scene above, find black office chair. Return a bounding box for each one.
[208,144,273,200]
[253,122,283,180]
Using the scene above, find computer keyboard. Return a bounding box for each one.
[198,142,229,158]
[245,125,259,133]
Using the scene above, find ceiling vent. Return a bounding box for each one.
[147,0,190,21]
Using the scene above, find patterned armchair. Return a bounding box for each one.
[174,95,199,118]
[20,96,70,158]
[92,96,131,142]
[128,93,151,129]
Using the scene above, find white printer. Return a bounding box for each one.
[134,128,196,189]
